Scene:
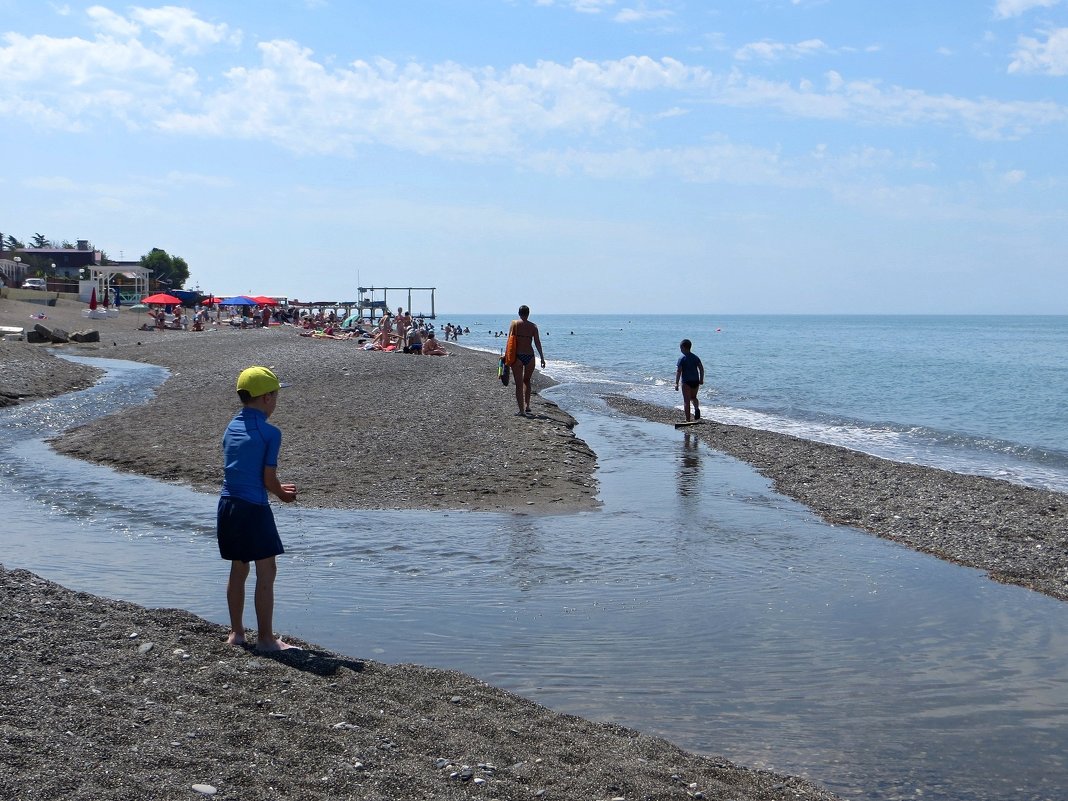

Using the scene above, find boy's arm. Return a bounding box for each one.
[674,364,682,389]
[263,466,297,503]
[698,357,705,384]
[533,329,546,365]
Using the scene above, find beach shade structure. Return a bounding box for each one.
[142,292,183,306]
[200,297,218,305]
[128,304,148,313]
[219,296,257,306]
[101,288,109,308]
[251,295,275,305]
[88,287,98,310]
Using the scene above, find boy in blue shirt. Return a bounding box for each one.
[674,339,705,423]
[218,366,299,652]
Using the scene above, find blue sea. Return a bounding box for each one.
[2,315,1068,801]
[445,314,1068,492]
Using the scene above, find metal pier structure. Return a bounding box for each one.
[293,286,436,322]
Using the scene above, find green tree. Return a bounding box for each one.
[140,247,190,290]
[3,235,25,250]
[31,233,51,248]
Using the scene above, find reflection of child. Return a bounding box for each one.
[674,339,705,422]
[217,366,299,652]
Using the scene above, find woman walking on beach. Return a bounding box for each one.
[507,304,546,416]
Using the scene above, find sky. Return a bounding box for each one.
[1,1,1067,314]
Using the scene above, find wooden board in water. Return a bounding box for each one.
[674,420,703,429]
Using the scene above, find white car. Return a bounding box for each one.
[21,278,47,290]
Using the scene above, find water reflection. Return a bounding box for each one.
[2,356,1067,801]
[677,432,702,498]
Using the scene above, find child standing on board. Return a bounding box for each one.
[217,366,299,652]
[674,339,705,422]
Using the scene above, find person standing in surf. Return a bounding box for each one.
[217,366,299,652]
[674,339,704,423]
[507,304,546,416]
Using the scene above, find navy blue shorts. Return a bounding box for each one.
[217,496,285,563]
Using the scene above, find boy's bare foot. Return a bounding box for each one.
[226,632,246,646]
[255,637,301,653]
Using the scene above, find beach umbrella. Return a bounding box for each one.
[114,288,122,308]
[129,303,148,313]
[200,297,218,306]
[88,287,97,310]
[251,295,275,305]
[220,296,257,306]
[143,292,183,305]
[101,287,109,308]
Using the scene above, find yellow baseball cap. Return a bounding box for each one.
[236,366,289,397]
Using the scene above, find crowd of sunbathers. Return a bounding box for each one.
[295,306,452,355]
[135,302,460,357]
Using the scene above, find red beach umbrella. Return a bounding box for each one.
[142,293,183,305]
[251,295,275,305]
[101,288,109,308]
[89,287,97,310]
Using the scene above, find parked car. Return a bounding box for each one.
[21,278,48,291]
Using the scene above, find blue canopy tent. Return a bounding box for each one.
[219,296,257,306]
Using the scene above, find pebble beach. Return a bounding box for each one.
[3,295,1067,799]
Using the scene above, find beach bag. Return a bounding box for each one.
[498,355,510,386]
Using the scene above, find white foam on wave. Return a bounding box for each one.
[701,405,1068,493]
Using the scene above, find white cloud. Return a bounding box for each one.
[993,0,1061,20]
[2,14,1065,158]
[87,5,141,38]
[734,38,828,62]
[130,5,241,54]
[0,29,194,127]
[159,48,698,156]
[87,5,239,53]
[719,70,1068,140]
[1008,27,1068,74]
[1003,168,1027,183]
[614,6,674,23]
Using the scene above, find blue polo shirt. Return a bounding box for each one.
[220,406,281,505]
